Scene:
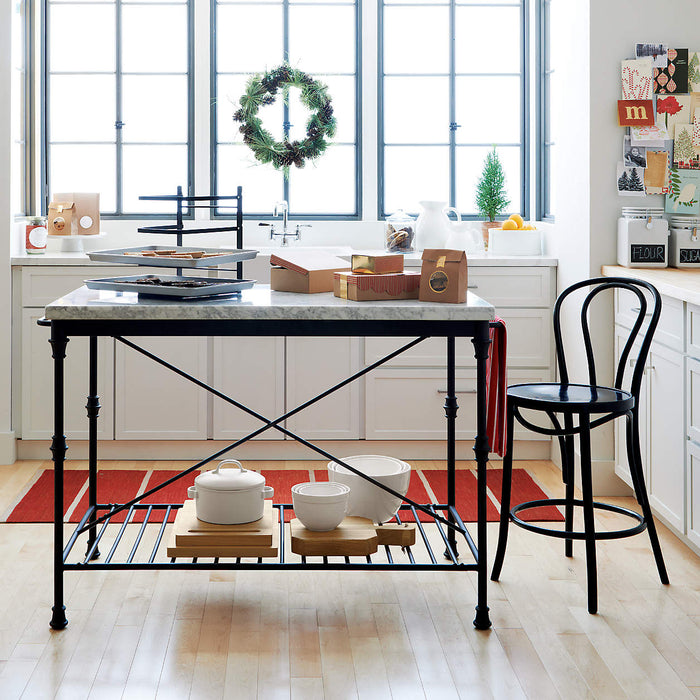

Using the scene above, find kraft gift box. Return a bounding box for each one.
[333,271,420,301]
[419,249,468,303]
[53,192,100,235]
[270,251,351,293]
[350,253,404,275]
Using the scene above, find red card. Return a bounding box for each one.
[618,100,655,126]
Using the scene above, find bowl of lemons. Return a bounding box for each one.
[488,214,542,256]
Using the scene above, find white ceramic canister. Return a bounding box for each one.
[669,215,700,268]
[617,207,668,268]
[416,201,460,250]
[187,459,274,524]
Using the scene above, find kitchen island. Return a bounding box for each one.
[42,285,496,630]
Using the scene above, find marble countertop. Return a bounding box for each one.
[13,248,557,267]
[43,284,495,322]
[601,265,700,306]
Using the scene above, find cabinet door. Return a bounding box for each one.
[613,326,648,488]
[211,337,285,440]
[648,342,685,532]
[365,368,552,441]
[687,440,700,549]
[286,337,361,439]
[20,309,114,439]
[114,337,208,439]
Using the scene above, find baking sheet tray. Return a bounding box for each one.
[87,246,258,268]
[84,275,256,298]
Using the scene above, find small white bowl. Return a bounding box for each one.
[291,481,350,532]
[327,455,411,524]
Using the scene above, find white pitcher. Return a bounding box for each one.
[416,201,461,250]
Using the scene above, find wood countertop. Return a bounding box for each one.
[602,265,700,307]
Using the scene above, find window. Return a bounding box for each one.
[538,0,554,220]
[12,0,29,216]
[43,0,193,216]
[212,0,360,218]
[379,0,527,218]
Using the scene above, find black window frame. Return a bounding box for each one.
[40,0,196,219]
[378,0,530,220]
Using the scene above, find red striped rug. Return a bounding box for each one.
[4,467,563,524]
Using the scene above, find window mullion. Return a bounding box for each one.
[115,0,123,215]
[449,0,456,209]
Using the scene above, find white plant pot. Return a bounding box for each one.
[488,229,542,256]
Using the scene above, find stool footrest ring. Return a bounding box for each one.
[510,498,647,540]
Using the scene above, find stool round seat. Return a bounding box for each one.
[507,382,634,413]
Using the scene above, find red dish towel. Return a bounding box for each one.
[486,318,508,457]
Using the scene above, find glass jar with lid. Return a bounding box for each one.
[25,216,48,254]
[617,207,668,268]
[669,214,700,267]
[385,209,416,253]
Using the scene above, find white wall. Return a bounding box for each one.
[0,0,17,464]
[552,0,700,493]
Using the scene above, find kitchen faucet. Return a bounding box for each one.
[259,200,310,246]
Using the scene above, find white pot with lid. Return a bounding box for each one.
[186,459,274,524]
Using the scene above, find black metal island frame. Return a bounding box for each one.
[41,285,496,631]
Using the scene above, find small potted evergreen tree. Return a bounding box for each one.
[475,147,510,246]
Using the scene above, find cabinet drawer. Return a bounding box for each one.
[364,308,552,368]
[615,289,683,352]
[468,267,554,307]
[21,265,161,307]
[686,303,700,359]
[365,368,552,441]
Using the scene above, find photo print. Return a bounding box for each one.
[623,136,647,167]
[636,43,668,68]
[617,162,646,196]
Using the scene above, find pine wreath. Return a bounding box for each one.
[233,64,336,176]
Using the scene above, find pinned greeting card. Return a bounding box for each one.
[630,123,669,147]
[617,162,646,197]
[694,109,700,148]
[618,100,655,126]
[654,48,689,94]
[673,123,700,168]
[636,43,668,68]
[690,52,700,92]
[656,94,691,132]
[622,58,654,100]
[666,168,700,214]
[644,150,670,194]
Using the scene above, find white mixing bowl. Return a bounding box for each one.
[327,455,411,524]
[291,481,350,532]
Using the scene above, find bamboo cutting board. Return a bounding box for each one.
[290,517,378,556]
[173,500,274,547]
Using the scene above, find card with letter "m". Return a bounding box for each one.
[618,100,655,126]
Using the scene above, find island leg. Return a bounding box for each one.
[49,325,69,630]
[444,336,458,558]
[85,336,100,559]
[472,322,492,630]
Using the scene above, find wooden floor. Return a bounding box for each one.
[0,459,698,699]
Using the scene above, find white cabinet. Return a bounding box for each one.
[114,336,208,439]
[286,337,361,439]
[686,440,700,549]
[211,337,285,440]
[647,342,685,532]
[366,368,552,441]
[20,309,114,439]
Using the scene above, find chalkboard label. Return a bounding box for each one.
[630,244,665,263]
[679,248,700,264]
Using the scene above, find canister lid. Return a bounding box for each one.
[194,460,265,492]
[621,207,664,219]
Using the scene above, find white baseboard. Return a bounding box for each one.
[0,432,17,465]
[17,439,551,462]
[549,442,632,497]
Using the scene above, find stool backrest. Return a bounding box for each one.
[552,277,661,400]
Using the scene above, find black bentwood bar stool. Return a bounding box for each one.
[490,277,669,614]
